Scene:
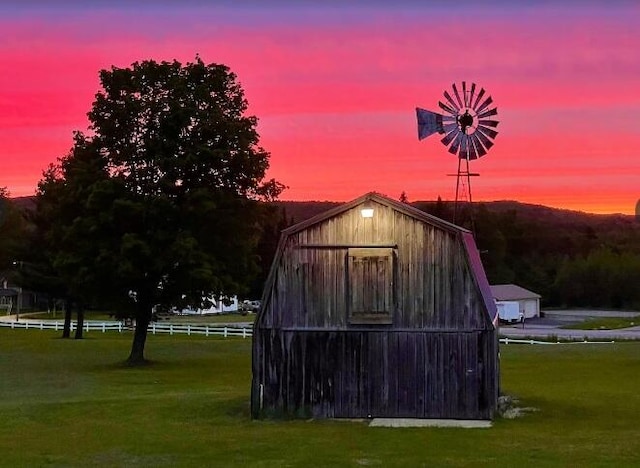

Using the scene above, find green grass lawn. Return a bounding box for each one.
[1,330,639,467]
[561,315,640,330]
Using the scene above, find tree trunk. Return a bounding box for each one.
[126,302,152,366]
[62,299,72,339]
[74,304,84,339]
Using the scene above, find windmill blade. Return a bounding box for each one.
[475,95,493,114]
[472,88,486,109]
[468,83,477,109]
[441,127,459,146]
[477,124,498,139]
[443,90,460,111]
[438,100,457,115]
[452,83,464,108]
[442,115,457,122]
[477,107,498,119]
[478,119,499,128]
[462,81,468,107]
[467,134,480,160]
[471,132,488,154]
[449,132,464,156]
[470,133,488,158]
[459,135,472,160]
[416,107,445,139]
[475,128,495,150]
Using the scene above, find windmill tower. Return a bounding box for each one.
[416,82,499,228]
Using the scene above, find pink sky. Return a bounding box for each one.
[1,2,639,214]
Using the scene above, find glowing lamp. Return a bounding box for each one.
[360,202,374,218]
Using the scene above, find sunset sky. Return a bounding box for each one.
[1,1,639,214]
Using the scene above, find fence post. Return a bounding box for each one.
[102,323,106,333]
[152,323,156,335]
[85,322,89,332]
[224,327,228,338]
[170,324,173,336]
[40,321,44,330]
[26,321,29,330]
[243,328,247,339]
[187,324,191,336]
[206,325,209,337]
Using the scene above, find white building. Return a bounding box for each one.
[490,284,541,319]
[178,295,239,315]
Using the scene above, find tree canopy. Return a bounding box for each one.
[36,57,283,363]
[0,187,29,275]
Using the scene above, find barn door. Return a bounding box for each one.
[347,248,395,325]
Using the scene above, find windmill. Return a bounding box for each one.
[416,82,499,226]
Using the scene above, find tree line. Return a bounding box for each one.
[418,198,640,310]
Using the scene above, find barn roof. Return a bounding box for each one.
[490,284,541,301]
[282,192,470,236]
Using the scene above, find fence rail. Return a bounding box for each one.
[2,323,618,344]
[0,319,252,338]
[499,337,614,345]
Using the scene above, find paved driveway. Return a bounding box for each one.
[500,310,640,341]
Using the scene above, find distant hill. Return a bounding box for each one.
[11,194,638,235]
[271,199,637,230]
[11,196,36,211]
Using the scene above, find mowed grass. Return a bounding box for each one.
[561,315,640,330]
[1,331,639,467]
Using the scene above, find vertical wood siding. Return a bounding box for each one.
[253,330,497,420]
[252,198,499,420]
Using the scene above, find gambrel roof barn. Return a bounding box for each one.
[252,192,499,420]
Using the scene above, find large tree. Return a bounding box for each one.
[39,57,283,364]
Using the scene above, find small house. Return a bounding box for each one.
[251,193,499,420]
[490,284,541,319]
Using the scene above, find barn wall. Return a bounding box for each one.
[252,329,498,420]
[253,198,499,420]
[260,201,492,331]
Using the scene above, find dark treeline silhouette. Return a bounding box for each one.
[6,195,640,312]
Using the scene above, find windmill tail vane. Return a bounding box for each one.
[416,108,445,140]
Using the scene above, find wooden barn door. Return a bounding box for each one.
[347,248,395,325]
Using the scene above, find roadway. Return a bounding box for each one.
[500,310,640,341]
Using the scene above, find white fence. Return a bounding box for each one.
[0,319,252,338]
[499,337,614,345]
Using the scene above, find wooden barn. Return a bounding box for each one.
[251,193,499,420]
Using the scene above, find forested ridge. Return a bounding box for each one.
[8,196,640,310]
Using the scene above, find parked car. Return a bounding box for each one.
[240,300,261,313]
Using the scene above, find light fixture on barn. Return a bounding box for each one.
[416,82,499,229]
[360,201,374,218]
